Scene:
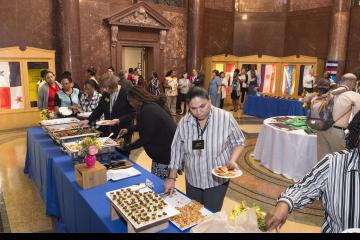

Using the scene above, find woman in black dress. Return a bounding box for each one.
[118,86,177,179]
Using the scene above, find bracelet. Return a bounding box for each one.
[166,177,176,182]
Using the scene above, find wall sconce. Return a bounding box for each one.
[242,14,248,20]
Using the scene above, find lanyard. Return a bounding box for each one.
[196,112,212,140]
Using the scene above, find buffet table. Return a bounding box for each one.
[254,117,317,181]
[243,95,307,119]
[24,127,184,233]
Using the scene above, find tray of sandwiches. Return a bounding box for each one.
[40,117,80,126]
[106,184,180,232]
[163,190,212,231]
[50,128,101,144]
[62,137,119,158]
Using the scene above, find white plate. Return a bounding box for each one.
[342,228,360,233]
[59,107,72,116]
[107,167,141,181]
[96,120,114,126]
[211,166,243,179]
[78,112,92,118]
[163,190,212,231]
[106,184,180,230]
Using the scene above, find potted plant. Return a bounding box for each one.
[81,137,102,168]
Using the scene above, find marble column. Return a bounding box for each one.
[328,0,352,78]
[57,0,82,87]
[187,0,205,72]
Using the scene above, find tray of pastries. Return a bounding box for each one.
[40,117,80,126]
[163,190,212,231]
[106,184,180,231]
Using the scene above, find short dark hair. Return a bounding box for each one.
[87,66,97,76]
[152,72,158,78]
[186,87,209,103]
[62,71,72,78]
[40,69,48,78]
[166,70,173,77]
[85,79,99,90]
[234,68,240,74]
[128,68,134,74]
[61,75,73,83]
[212,70,220,76]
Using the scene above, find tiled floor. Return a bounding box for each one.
[0,110,321,233]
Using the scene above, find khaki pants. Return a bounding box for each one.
[166,96,177,116]
[317,127,346,161]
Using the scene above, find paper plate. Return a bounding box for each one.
[77,112,92,118]
[211,166,243,179]
[96,120,114,126]
[342,228,360,233]
[59,107,72,116]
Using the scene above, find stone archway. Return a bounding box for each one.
[104,2,172,80]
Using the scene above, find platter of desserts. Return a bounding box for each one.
[106,184,180,230]
[212,166,243,179]
[163,190,212,231]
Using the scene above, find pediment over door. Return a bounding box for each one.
[105,2,172,30]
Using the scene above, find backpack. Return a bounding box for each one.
[306,89,352,131]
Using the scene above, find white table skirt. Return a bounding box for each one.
[254,116,317,182]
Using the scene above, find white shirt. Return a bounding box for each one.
[303,75,315,88]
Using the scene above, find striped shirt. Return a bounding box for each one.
[169,106,245,189]
[278,148,360,233]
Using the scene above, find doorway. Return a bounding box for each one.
[122,47,153,81]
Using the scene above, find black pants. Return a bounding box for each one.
[186,181,229,212]
[304,87,313,94]
[220,99,225,109]
[240,87,248,103]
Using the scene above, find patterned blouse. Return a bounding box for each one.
[80,91,102,112]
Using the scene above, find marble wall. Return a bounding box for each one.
[205,0,235,12]
[345,7,360,72]
[289,0,333,11]
[284,7,332,58]
[0,0,56,50]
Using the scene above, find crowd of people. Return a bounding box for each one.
[36,64,360,232]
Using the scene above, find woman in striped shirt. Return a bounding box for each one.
[265,111,360,233]
[164,87,245,212]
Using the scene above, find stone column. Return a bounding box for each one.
[57,0,82,87]
[327,0,352,78]
[187,0,205,72]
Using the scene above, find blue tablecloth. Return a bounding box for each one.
[243,95,307,119]
[24,127,184,233]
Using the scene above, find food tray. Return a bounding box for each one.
[163,190,212,231]
[51,128,101,144]
[44,123,86,133]
[62,137,119,158]
[40,117,80,126]
[106,184,180,231]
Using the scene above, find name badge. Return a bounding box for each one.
[192,140,204,150]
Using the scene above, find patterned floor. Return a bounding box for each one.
[228,132,324,227]
[0,109,323,232]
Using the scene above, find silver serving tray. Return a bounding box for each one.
[40,117,80,126]
[61,138,119,158]
[44,123,88,133]
[50,128,101,144]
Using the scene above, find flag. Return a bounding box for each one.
[282,65,296,96]
[261,64,276,94]
[0,62,23,110]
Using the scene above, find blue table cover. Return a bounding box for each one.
[243,95,307,119]
[24,127,184,233]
